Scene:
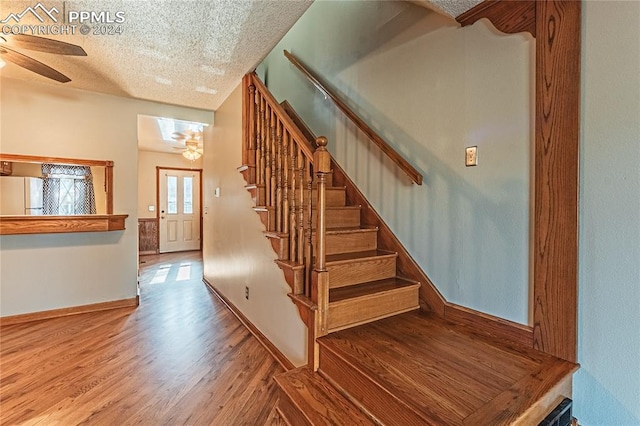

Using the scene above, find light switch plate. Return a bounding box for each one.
[148,205,155,212]
[214,187,220,198]
[465,146,478,167]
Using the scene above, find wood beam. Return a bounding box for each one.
[458,0,581,362]
[533,0,581,363]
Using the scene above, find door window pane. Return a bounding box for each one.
[167,176,177,214]
[183,177,193,214]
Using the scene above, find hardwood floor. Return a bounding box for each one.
[0,251,284,425]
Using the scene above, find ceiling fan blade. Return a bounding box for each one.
[4,34,87,56]
[0,46,71,83]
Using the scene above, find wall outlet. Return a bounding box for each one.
[245,286,249,300]
[465,146,478,167]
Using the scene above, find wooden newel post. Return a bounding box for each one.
[312,136,331,352]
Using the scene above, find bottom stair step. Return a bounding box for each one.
[317,311,579,426]
[274,367,376,426]
[327,278,420,332]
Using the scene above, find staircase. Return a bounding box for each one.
[240,72,578,426]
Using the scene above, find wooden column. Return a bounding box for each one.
[458,0,581,363]
[532,0,581,363]
[312,136,331,344]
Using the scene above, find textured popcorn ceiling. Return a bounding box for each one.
[0,1,482,153]
[0,0,312,111]
[0,0,479,113]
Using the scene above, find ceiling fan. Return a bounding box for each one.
[0,34,87,83]
[172,130,204,161]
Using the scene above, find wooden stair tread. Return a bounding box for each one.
[275,259,304,271]
[329,277,419,303]
[318,310,578,425]
[264,231,288,238]
[274,367,376,426]
[317,226,378,235]
[325,250,396,265]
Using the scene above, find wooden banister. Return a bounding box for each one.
[250,73,315,161]
[283,50,423,185]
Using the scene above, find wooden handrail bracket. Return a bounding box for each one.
[283,50,423,185]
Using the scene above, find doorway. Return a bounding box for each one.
[158,167,202,253]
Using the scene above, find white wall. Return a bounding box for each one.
[0,77,212,317]
[573,2,640,424]
[138,150,202,219]
[258,1,533,324]
[202,84,307,366]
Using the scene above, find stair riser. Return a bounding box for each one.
[276,393,312,426]
[312,171,333,188]
[313,231,377,256]
[266,235,289,260]
[240,166,256,184]
[255,209,275,232]
[327,286,419,332]
[304,188,346,207]
[278,264,304,294]
[306,209,360,229]
[328,256,396,288]
[318,348,426,425]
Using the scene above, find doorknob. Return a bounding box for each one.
[161,210,165,219]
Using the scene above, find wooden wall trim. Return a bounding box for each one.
[532,0,580,363]
[458,0,580,362]
[203,278,296,371]
[445,304,533,347]
[0,297,139,326]
[456,0,536,37]
[0,214,128,235]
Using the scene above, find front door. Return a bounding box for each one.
[159,168,201,253]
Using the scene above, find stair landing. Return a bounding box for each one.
[317,310,578,425]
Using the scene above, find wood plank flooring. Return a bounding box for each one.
[0,251,284,425]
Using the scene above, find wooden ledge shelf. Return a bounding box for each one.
[0,214,129,235]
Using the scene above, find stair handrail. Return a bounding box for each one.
[250,73,315,161]
[283,50,423,186]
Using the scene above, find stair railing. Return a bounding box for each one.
[244,73,329,337]
[284,50,423,186]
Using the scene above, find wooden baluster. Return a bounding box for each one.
[258,96,266,186]
[270,109,277,209]
[283,132,290,236]
[313,136,331,342]
[297,146,305,266]
[247,84,256,169]
[253,88,260,173]
[264,105,272,206]
[289,140,298,262]
[276,120,283,232]
[304,156,313,297]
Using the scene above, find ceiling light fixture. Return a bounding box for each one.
[182,150,202,161]
[181,139,202,161]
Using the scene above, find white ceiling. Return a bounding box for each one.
[0,0,313,111]
[138,115,208,154]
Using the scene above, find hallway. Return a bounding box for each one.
[0,251,283,425]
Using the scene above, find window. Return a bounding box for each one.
[42,164,96,215]
[183,176,193,214]
[167,176,178,214]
